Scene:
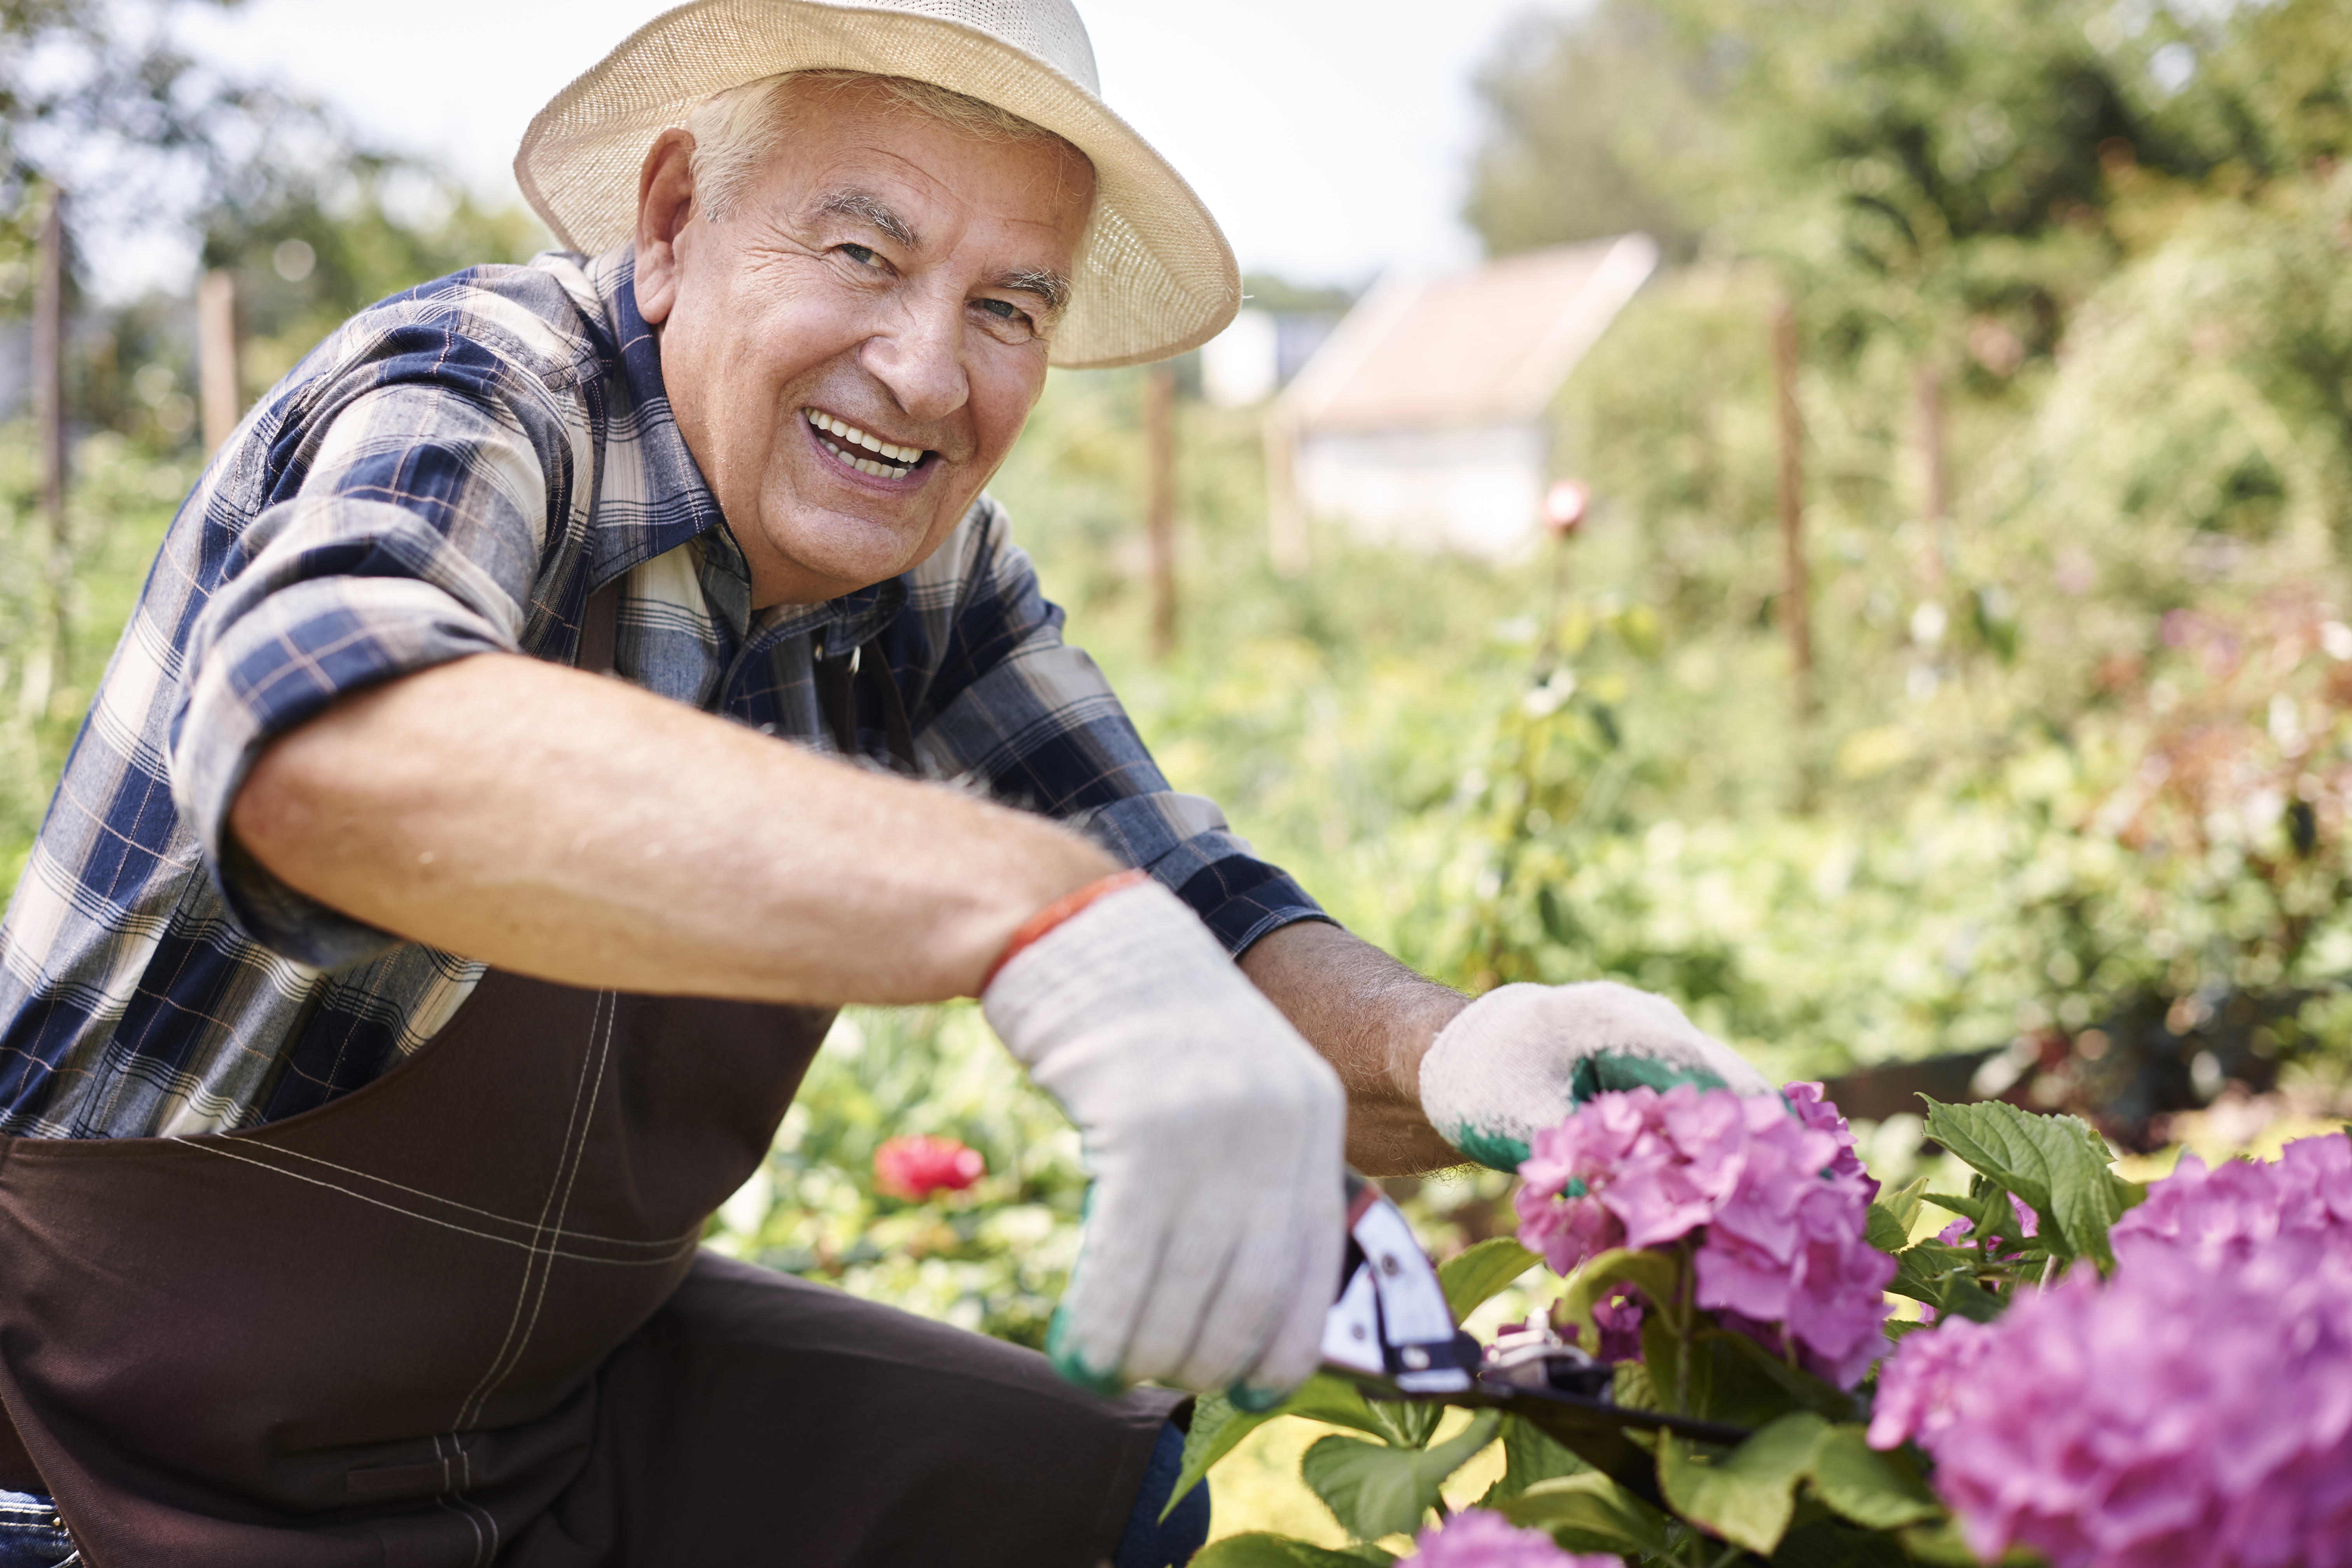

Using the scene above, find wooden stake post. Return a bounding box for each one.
[198,269,241,455]
[1914,362,1947,593]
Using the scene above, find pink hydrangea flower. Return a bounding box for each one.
[2110,1132,2352,1270]
[871,1134,985,1201]
[1408,1507,1619,1566]
[1784,1080,1878,1197]
[1867,1316,1999,1449]
[1514,1083,1893,1388]
[1589,1284,1645,1364]
[1874,1133,2352,1568]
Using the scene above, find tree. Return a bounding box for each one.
[1461,1,1718,260]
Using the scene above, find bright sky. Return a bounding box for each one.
[168,0,1580,294]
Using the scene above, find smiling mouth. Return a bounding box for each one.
[803,408,932,481]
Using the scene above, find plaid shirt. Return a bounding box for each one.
[0,247,1323,1139]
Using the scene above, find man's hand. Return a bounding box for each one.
[1418,982,1774,1170]
[982,877,1345,1404]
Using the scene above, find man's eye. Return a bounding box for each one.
[976,298,1033,328]
[839,244,881,268]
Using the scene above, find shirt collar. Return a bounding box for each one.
[588,245,906,650]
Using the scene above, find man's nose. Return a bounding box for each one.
[860,290,970,425]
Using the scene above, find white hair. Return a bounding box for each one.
[684,70,1080,224]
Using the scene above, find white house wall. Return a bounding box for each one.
[1297,421,1548,558]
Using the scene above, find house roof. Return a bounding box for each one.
[1278,234,1659,432]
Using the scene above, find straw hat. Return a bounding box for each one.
[513,0,1239,369]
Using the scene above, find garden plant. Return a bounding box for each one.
[1173,1084,2352,1567]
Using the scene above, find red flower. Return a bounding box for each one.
[873,1135,985,1201]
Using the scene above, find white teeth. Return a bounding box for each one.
[817,432,912,480]
[805,408,924,474]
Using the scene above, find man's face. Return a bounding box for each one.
[633,81,1095,607]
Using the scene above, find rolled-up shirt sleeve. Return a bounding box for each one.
[171,369,571,967]
[914,502,1332,957]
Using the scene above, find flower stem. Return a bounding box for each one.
[1676,1241,1696,1416]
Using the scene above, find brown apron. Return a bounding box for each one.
[0,584,1176,1565]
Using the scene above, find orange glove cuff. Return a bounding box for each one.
[979,869,1150,993]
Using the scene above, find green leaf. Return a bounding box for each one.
[1882,1176,1928,1234]
[1278,1375,1396,1442]
[1806,1424,1942,1530]
[1189,1534,1399,1568]
[1164,1394,1250,1522]
[1771,1516,1921,1568]
[1365,1396,1444,1452]
[1612,1357,1661,1411]
[1657,1411,1831,1556]
[1932,1271,2005,1325]
[1885,1240,2004,1323]
[1916,1188,2002,1235]
[1918,1096,2129,1268]
[1866,1177,1929,1254]
[1556,1246,1684,1356]
[1301,1410,1502,1541]
[1865,1201,1914,1256]
[1477,1412,1588,1507]
[1703,1325,1859,1424]
[1438,1236,1539,1321]
[1899,1517,2042,1566]
[1495,1470,1672,1555]
[1162,1377,1390,1522]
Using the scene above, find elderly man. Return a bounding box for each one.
[0,2,1767,1564]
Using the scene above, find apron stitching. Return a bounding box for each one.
[443,986,623,1566]
[447,987,616,1429]
[426,1468,490,1568]
[162,1139,696,1264]
[165,1140,689,1249]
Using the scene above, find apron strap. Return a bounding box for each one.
[579,577,623,677]
[812,640,919,777]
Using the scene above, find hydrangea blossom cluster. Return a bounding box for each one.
[1872,1134,2352,1568]
[1513,1082,1894,1387]
[1408,1508,1620,1567]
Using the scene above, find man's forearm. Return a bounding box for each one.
[1239,920,1468,1176]
[230,653,1116,1004]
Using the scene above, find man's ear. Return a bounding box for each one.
[634,129,698,326]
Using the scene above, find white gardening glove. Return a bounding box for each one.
[1419,980,1774,1170]
[982,874,1346,1405]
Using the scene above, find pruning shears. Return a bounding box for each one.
[1319,1174,1749,1503]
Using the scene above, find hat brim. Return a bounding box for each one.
[513,0,1239,369]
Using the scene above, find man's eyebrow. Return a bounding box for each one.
[997,266,1072,315]
[816,188,917,248]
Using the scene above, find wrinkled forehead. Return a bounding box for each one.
[713,72,1097,245]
